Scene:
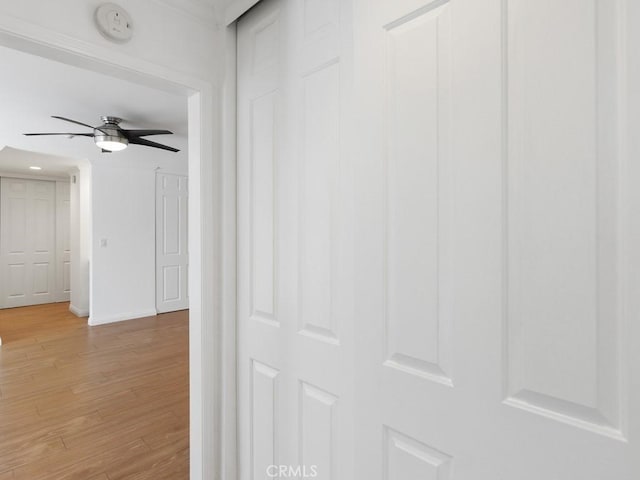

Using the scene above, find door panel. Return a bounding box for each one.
[250,91,277,324]
[155,173,188,313]
[56,181,71,302]
[1,177,56,308]
[505,0,623,435]
[238,0,354,478]
[355,0,637,479]
[384,1,453,384]
[238,0,639,478]
[7,264,25,298]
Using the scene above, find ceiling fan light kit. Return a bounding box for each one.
[94,116,129,151]
[24,115,179,153]
[95,138,128,151]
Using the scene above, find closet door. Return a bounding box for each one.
[354,0,640,478]
[237,0,354,478]
[1,177,56,308]
[238,0,640,478]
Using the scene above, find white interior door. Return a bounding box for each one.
[1,177,56,308]
[238,0,354,478]
[354,0,639,478]
[156,172,189,313]
[238,0,640,478]
[55,180,71,302]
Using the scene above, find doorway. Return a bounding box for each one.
[0,17,220,478]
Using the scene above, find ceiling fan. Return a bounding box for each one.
[24,115,180,153]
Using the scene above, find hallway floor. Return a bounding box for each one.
[0,303,189,480]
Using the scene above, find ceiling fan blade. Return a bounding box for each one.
[122,129,174,138]
[52,115,110,135]
[23,132,94,136]
[129,137,180,152]
[51,116,96,130]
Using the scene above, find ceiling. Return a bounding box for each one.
[0,44,188,177]
[0,147,85,178]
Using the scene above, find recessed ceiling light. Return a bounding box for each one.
[29,166,42,170]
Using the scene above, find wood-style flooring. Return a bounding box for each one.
[0,303,189,480]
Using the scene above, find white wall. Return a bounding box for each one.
[0,0,221,82]
[0,0,216,325]
[89,155,187,324]
[0,3,224,479]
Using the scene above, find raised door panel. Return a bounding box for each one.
[162,265,181,302]
[162,195,180,255]
[299,382,338,480]
[32,262,51,295]
[251,360,279,480]
[33,198,53,252]
[296,0,342,347]
[6,264,26,299]
[251,91,277,325]
[8,197,27,254]
[303,0,337,37]
[62,261,71,294]
[383,1,453,385]
[253,17,279,74]
[298,61,340,344]
[505,0,625,438]
[385,428,452,480]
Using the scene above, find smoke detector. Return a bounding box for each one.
[95,3,133,43]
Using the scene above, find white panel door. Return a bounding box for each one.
[0,177,56,308]
[156,173,189,313]
[354,0,639,479]
[239,0,640,478]
[55,181,71,302]
[238,0,354,478]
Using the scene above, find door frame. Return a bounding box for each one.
[219,2,273,478]
[0,17,233,480]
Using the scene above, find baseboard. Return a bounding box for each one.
[69,304,90,317]
[88,309,158,326]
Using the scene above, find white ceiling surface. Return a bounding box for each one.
[0,147,84,178]
[0,45,188,177]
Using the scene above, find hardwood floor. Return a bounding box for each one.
[0,303,189,480]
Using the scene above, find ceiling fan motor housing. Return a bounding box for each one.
[94,116,128,147]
